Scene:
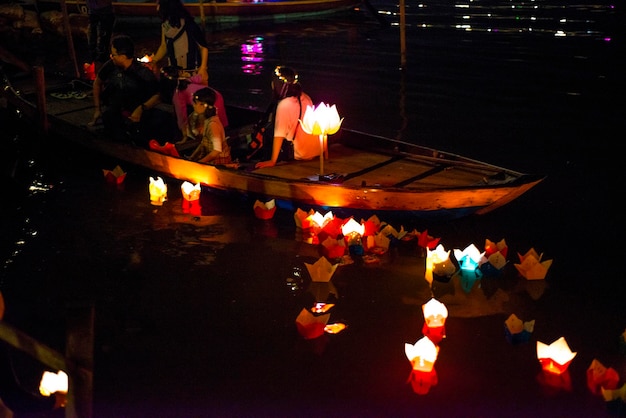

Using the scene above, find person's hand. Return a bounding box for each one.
[197,67,209,85]
[255,160,276,169]
[88,109,102,127]
[128,106,142,123]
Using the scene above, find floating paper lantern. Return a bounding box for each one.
[321,236,347,260]
[405,336,439,372]
[341,218,365,256]
[181,181,201,216]
[294,208,315,229]
[102,165,126,185]
[253,199,276,220]
[422,298,448,344]
[537,337,577,374]
[416,229,440,250]
[149,176,167,206]
[453,244,484,271]
[408,368,438,395]
[39,370,68,397]
[426,244,456,283]
[587,359,620,395]
[324,322,347,334]
[295,308,330,340]
[515,248,553,280]
[504,313,535,344]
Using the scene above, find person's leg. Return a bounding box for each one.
[87,13,99,62]
[97,12,115,64]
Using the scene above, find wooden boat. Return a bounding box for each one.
[37,0,363,24]
[0,68,544,219]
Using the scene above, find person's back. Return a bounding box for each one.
[254,66,320,169]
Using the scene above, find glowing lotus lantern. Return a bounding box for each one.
[39,370,68,397]
[324,322,347,334]
[321,236,347,260]
[504,313,535,344]
[149,176,167,206]
[181,181,201,216]
[484,238,508,258]
[305,256,339,311]
[299,102,343,177]
[537,337,577,374]
[253,199,276,220]
[102,165,126,185]
[587,359,620,395]
[426,244,456,283]
[601,384,626,403]
[422,298,448,344]
[361,215,381,237]
[341,218,365,256]
[294,208,315,229]
[515,248,553,280]
[309,210,334,229]
[295,308,330,340]
[405,336,439,372]
[453,244,484,271]
[365,232,390,255]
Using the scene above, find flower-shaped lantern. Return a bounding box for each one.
[537,337,577,374]
[253,199,276,220]
[181,181,202,216]
[504,313,535,344]
[422,298,448,344]
[149,176,167,206]
[103,165,126,185]
[299,102,343,177]
[39,370,68,397]
[341,218,366,255]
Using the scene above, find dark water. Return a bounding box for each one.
[1,1,626,417]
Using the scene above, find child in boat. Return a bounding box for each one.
[186,88,231,165]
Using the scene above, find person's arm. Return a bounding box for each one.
[129,93,160,123]
[88,76,103,126]
[152,30,168,75]
[255,136,283,168]
[196,44,209,85]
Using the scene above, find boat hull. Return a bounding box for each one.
[0,70,544,219]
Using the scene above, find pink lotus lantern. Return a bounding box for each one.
[103,165,126,185]
[587,359,620,395]
[253,199,276,220]
[181,181,201,216]
[422,298,448,344]
[149,176,167,206]
[537,337,577,374]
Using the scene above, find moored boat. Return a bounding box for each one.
[0,68,544,219]
[35,0,363,25]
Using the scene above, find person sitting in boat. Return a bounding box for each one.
[185,87,232,165]
[88,34,162,145]
[254,66,320,169]
[152,0,228,141]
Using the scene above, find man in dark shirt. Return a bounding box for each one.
[89,34,161,145]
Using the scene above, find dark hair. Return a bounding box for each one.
[158,0,192,27]
[111,34,134,58]
[193,87,216,106]
[194,87,217,116]
[273,66,302,98]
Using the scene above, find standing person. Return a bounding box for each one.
[185,87,231,164]
[254,66,320,169]
[86,0,115,72]
[152,0,228,138]
[88,34,162,145]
